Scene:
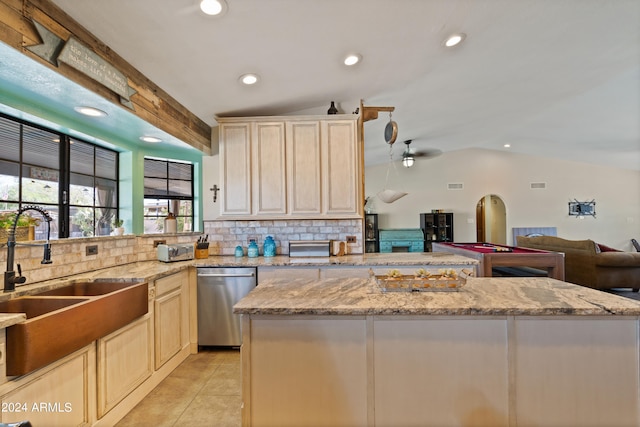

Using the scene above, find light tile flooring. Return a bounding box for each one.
[116,347,241,427]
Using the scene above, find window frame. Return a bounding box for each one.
[143,157,194,234]
[0,112,119,239]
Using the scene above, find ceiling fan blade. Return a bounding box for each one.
[413,149,443,159]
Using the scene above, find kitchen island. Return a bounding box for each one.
[234,276,640,427]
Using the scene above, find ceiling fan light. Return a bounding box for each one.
[402,154,415,168]
[444,33,466,47]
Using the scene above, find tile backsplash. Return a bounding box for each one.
[0,219,363,288]
[0,233,197,288]
[203,219,363,255]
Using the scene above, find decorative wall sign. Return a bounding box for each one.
[26,20,137,110]
[568,199,596,218]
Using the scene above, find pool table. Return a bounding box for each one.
[432,242,565,280]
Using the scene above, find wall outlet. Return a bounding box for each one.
[86,245,98,256]
[346,235,357,243]
[153,239,166,248]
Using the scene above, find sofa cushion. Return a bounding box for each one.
[595,252,640,267]
[516,235,598,255]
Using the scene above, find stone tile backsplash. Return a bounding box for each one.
[203,218,363,255]
[0,233,198,288]
[0,219,362,288]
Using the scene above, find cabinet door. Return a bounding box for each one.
[155,288,183,369]
[220,122,252,215]
[287,121,322,215]
[253,122,287,215]
[154,271,188,370]
[97,313,153,417]
[1,346,95,426]
[322,119,360,215]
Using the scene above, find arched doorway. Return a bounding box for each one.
[476,194,507,244]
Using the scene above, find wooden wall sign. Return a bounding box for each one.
[27,20,137,109]
[0,0,211,154]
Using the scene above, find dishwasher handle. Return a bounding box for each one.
[197,272,256,278]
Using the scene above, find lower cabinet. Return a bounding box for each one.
[0,344,96,426]
[258,266,320,281]
[0,268,194,426]
[97,313,153,417]
[154,270,190,370]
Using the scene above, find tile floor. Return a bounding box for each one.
[116,347,241,427]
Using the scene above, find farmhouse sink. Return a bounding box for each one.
[0,297,88,318]
[2,280,148,376]
[35,280,139,296]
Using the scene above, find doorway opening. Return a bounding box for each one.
[476,194,507,244]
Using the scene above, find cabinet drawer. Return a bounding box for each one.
[155,270,187,295]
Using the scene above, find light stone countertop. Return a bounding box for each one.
[234,276,640,316]
[7,252,475,299]
[194,252,479,267]
[0,313,26,329]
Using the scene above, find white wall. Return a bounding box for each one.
[365,148,640,250]
[202,153,221,220]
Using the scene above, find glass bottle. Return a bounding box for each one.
[247,239,259,258]
[327,101,338,114]
[263,236,275,257]
[164,212,177,234]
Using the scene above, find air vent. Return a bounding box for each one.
[447,183,464,190]
[530,182,546,189]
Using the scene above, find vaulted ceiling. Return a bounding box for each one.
[34,0,640,170]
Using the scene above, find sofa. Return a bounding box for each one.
[516,235,640,291]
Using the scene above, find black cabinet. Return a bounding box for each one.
[420,212,454,251]
[364,213,379,253]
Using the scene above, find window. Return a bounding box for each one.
[69,139,119,237]
[0,113,119,239]
[143,158,193,233]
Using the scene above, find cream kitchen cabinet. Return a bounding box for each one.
[287,120,322,215]
[321,119,360,215]
[154,270,190,369]
[252,121,287,215]
[219,122,252,215]
[97,311,153,417]
[0,344,97,426]
[218,115,361,219]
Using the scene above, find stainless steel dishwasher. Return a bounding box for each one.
[197,267,257,346]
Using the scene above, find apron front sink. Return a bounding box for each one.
[35,280,141,296]
[2,281,148,376]
[0,297,88,318]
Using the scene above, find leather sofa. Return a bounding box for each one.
[516,235,640,291]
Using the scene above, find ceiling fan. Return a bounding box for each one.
[401,140,443,168]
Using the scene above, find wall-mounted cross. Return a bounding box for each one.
[210,185,219,203]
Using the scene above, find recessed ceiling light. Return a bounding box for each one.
[444,33,466,47]
[200,0,227,16]
[140,136,162,143]
[74,106,107,117]
[504,144,511,148]
[239,73,259,85]
[344,54,362,66]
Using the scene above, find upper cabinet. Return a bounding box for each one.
[219,122,252,215]
[218,115,362,219]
